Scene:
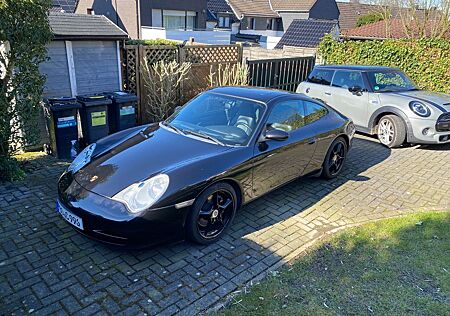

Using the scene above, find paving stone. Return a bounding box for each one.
[1,136,449,315]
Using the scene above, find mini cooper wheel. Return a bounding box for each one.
[377,115,406,148]
[321,137,348,179]
[186,183,237,245]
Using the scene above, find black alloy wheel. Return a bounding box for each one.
[322,137,348,179]
[186,183,237,244]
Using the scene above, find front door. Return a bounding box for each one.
[329,70,369,128]
[252,99,317,197]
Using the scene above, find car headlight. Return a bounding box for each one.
[409,101,431,117]
[68,143,96,173]
[112,174,170,213]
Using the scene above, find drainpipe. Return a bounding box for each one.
[136,0,142,39]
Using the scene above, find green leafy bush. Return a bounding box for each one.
[318,35,450,93]
[0,0,52,178]
[0,156,25,182]
[356,13,385,27]
[126,39,179,46]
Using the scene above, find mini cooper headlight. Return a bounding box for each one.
[409,101,431,117]
[112,174,170,213]
[68,143,96,173]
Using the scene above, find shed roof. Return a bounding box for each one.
[275,19,337,49]
[49,12,128,40]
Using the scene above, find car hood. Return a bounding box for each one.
[74,124,231,197]
[390,90,450,112]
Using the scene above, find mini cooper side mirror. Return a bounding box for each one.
[348,85,363,94]
[264,129,289,141]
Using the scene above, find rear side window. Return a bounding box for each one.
[266,100,305,132]
[307,69,334,85]
[304,101,328,125]
[332,71,365,89]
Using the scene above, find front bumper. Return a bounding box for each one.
[57,172,189,247]
[408,117,450,144]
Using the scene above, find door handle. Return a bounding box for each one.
[324,92,331,96]
[307,138,317,145]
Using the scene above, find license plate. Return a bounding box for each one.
[57,201,84,230]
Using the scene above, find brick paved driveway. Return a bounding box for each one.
[1,135,449,315]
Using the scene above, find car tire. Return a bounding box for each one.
[186,182,237,245]
[377,115,406,148]
[321,137,348,179]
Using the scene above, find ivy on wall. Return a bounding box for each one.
[318,35,450,94]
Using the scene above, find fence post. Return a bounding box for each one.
[178,46,186,105]
[137,45,144,124]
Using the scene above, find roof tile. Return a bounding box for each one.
[275,19,337,48]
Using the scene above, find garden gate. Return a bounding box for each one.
[246,56,315,92]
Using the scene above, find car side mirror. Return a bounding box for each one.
[348,85,363,94]
[264,129,289,141]
[174,105,182,112]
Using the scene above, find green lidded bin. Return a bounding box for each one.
[77,94,112,146]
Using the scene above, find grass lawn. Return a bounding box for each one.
[220,212,450,315]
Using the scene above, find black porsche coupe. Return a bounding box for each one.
[57,87,355,246]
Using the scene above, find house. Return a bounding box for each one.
[225,0,339,35]
[40,12,128,98]
[76,0,209,41]
[207,0,237,30]
[341,18,450,40]
[207,0,340,48]
[337,0,441,31]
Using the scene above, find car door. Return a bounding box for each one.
[298,68,334,105]
[328,70,369,128]
[251,99,318,198]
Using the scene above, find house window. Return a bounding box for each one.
[162,10,196,30]
[86,8,94,15]
[266,18,273,30]
[248,17,255,30]
[219,16,230,28]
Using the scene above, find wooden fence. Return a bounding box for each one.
[247,56,315,92]
[122,44,243,123]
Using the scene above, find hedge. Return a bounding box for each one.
[318,35,450,93]
[126,39,179,46]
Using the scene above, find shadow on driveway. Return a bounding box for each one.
[1,136,398,315]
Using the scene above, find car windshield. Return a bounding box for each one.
[367,70,418,92]
[165,92,265,146]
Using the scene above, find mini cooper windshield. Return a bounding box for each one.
[367,70,418,93]
[165,92,265,146]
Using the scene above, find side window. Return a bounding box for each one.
[304,101,328,125]
[266,100,305,133]
[307,69,334,86]
[332,71,364,89]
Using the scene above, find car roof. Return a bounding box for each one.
[207,86,295,104]
[315,65,396,71]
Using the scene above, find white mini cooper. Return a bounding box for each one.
[297,65,450,147]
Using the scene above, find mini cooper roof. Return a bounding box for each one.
[315,65,397,72]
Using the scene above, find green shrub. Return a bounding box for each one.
[126,39,179,46]
[356,13,385,27]
[318,35,450,93]
[0,156,25,182]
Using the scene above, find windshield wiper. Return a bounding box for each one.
[183,129,225,146]
[161,121,185,135]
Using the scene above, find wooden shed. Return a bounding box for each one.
[40,12,128,98]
